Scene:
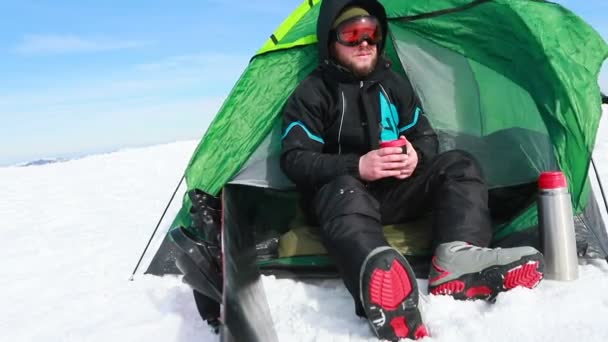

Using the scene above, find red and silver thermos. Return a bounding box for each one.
[537,171,579,281]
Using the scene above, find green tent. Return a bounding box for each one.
[141,1,608,340]
[185,0,606,205]
[147,0,608,275]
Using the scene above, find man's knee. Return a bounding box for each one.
[318,175,366,195]
[314,175,380,224]
[436,150,485,180]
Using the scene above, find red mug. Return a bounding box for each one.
[380,138,408,154]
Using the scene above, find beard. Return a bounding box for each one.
[348,53,378,78]
[332,44,379,78]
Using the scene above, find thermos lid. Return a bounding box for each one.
[538,171,568,189]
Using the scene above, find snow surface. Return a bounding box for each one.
[1,105,607,342]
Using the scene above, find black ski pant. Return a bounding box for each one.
[312,150,492,316]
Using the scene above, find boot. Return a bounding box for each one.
[428,241,544,301]
[360,247,428,341]
[171,226,222,303]
[172,189,224,330]
[189,189,221,246]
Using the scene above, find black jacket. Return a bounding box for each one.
[280,0,438,191]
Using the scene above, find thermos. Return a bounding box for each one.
[537,171,579,281]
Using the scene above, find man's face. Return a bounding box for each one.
[333,40,378,78]
[331,16,381,78]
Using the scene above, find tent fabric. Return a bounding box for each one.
[390,26,557,188]
[167,0,607,250]
[390,1,607,212]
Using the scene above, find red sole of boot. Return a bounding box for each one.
[430,255,544,300]
[364,256,428,340]
[504,261,543,289]
[369,259,412,310]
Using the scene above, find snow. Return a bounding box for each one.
[1,105,607,342]
[0,141,210,342]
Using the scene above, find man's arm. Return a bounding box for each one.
[391,74,438,168]
[280,82,360,188]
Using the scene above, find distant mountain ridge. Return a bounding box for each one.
[20,158,69,167]
[13,140,195,168]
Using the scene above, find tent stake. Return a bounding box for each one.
[129,174,186,281]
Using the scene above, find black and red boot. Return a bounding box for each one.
[428,241,544,301]
[360,247,428,341]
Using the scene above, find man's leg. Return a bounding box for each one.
[378,150,543,300]
[314,175,386,312]
[314,175,427,340]
[378,149,492,245]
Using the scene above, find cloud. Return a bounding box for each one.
[135,52,249,73]
[14,34,152,55]
[0,76,201,112]
[0,51,247,115]
[0,96,225,166]
[204,0,298,15]
[134,52,249,86]
[100,96,225,121]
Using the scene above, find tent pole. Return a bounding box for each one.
[591,157,608,264]
[129,173,186,281]
[591,157,608,219]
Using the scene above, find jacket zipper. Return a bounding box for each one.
[338,90,346,154]
[378,83,394,107]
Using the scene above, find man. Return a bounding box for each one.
[280,0,544,340]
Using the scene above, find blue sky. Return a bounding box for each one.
[0,0,606,166]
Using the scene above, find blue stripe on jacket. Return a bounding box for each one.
[379,92,400,142]
[379,91,421,140]
[281,121,325,144]
[398,107,420,133]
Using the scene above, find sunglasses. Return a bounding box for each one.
[334,16,383,47]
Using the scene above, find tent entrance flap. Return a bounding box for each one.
[390,24,557,189]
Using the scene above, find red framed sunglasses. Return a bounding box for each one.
[334,16,383,47]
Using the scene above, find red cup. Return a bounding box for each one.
[380,138,407,153]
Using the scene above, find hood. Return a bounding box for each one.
[316,0,388,63]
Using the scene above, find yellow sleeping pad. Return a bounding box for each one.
[278,216,433,258]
